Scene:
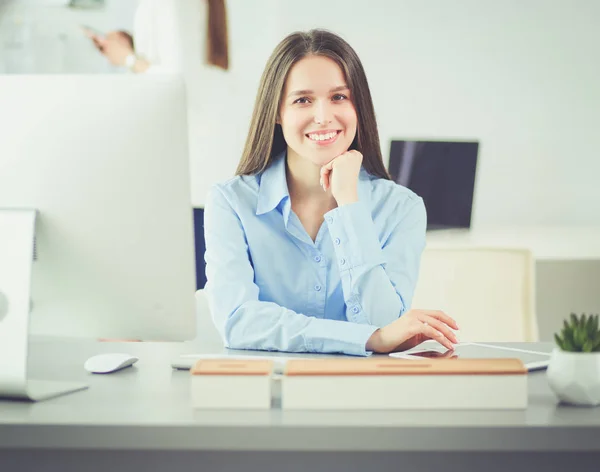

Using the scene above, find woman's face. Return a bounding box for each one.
[279,55,357,167]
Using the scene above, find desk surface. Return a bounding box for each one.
[426,226,600,260]
[0,338,599,453]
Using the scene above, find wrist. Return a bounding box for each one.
[366,328,383,352]
[335,192,359,206]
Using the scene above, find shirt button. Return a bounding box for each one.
[314,284,322,292]
[334,238,341,245]
[326,216,333,224]
[340,258,346,265]
[314,255,321,263]
[352,306,360,314]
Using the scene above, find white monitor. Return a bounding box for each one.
[0,75,197,400]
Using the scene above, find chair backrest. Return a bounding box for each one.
[412,247,538,342]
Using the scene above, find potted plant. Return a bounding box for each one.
[547,313,600,406]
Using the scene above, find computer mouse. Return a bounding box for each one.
[83,353,139,374]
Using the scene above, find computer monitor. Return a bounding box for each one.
[388,140,479,230]
[0,75,196,400]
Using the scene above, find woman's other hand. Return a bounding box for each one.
[366,309,459,353]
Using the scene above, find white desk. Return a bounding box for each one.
[1,337,600,472]
[425,226,600,341]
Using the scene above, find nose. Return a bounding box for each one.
[313,100,333,125]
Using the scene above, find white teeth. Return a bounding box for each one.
[308,131,337,141]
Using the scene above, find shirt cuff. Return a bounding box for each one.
[305,318,379,357]
[324,200,385,271]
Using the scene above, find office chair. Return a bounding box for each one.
[412,247,539,342]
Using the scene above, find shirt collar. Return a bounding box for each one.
[256,150,289,216]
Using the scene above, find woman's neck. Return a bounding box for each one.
[285,148,336,208]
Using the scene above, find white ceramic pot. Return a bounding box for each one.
[547,348,600,406]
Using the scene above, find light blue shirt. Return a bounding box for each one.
[204,152,427,356]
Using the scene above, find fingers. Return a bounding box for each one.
[420,309,459,330]
[319,154,342,190]
[320,160,334,191]
[421,315,458,346]
[420,322,455,351]
[319,167,329,191]
[319,151,361,191]
[422,314,458,342]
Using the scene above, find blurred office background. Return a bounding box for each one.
[1,0,599,342]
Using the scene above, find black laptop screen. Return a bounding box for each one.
[388,140,479,230]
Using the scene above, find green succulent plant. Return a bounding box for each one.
[554,313,600,352]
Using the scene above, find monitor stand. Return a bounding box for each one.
[0,209,88,401]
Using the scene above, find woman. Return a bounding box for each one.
[88,0,228,73]
[204,29,458,356]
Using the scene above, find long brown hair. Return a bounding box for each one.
[236,29,389,179]
[206,0,229,70]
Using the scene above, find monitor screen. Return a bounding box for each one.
[0,75,196,342]
[388,140,479,230]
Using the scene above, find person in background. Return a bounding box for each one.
[203,29,459,356]
[86,0,228,73]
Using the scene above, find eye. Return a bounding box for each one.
[332,94,348,101]
[293,97,310,104]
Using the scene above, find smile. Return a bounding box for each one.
[305,130,341,145]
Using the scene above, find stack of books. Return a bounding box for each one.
[190,359,274,409]
[281,358,527,410]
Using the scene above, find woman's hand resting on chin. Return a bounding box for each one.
[319,150,362,206]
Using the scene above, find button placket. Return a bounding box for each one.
[312,248,327,315]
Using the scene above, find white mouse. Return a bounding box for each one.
[84,353,139,374]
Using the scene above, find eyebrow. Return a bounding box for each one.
[287,85,349,98]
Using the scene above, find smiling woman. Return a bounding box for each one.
[203,29,459,357]
[235,30,385,179]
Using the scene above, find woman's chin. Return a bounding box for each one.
[311,155,337,167]
[305,148,344,166]
[290,143,349,167]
